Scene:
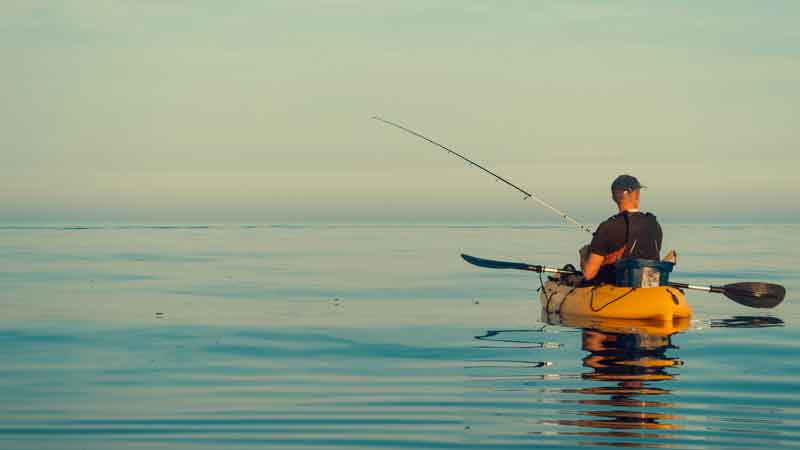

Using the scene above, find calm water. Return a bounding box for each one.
[1,222,798,449]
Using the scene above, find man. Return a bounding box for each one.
[581,175,662,283]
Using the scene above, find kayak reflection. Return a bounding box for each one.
[543,311,688,443]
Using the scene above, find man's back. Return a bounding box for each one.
[591,211,662,260]
[588,211,663,283]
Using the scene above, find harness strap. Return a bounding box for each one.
[601,211,631,266]
[622,211,630,257]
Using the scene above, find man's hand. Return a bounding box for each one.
[578,245,590,265]
[582,252,605,281]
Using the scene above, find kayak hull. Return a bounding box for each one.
[542,310,691,337]
[539,281,692,323]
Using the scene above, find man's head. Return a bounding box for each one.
[611,174,645,207]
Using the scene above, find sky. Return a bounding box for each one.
[2,1,798,223]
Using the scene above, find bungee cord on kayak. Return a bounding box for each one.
[372,116,594,235]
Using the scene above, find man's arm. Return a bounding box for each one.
[582,253,605,281]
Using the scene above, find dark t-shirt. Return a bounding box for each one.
[588,211,663,282]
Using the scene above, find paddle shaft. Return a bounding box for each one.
[667,282,724,294]
[531,270,725,295]
[530,266,576,275]
[502,266,741,295]
[461,253,784,308]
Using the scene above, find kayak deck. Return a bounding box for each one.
[539,281,692,322]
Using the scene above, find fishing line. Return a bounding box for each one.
[373,116,594,235]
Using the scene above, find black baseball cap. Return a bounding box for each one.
[611,174,646,192]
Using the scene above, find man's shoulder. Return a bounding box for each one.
[637,211,659,223]
[598,212,626,228]
[606,211,658,221]
[597,211,659,231]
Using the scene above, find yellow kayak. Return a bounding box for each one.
[539,281,692,322]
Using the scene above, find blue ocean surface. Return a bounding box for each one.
[1,222,798,449]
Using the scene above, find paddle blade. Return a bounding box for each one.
[461,254,536,271]
[723,282,786,309]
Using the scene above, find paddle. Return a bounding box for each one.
[460,254,572,274]
[666,281,785,309]
[461,254,786,309]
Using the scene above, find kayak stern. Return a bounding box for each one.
[540,281,692,322]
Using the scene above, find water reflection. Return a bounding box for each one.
[471,314,790,448]
[543,313,689,447]
[709,315,785,328]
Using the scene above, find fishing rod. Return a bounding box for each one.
[372,116,594,234]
